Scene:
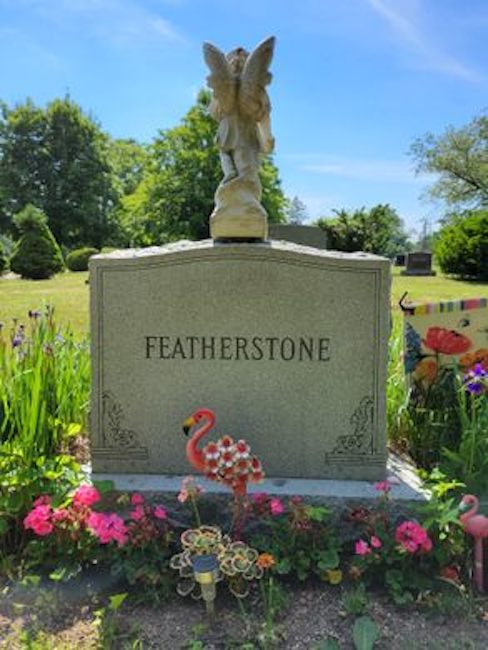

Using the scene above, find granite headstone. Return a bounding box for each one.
[401,252,436,276]
[90,240,390,481]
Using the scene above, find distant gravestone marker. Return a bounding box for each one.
[90,240,390,481]
[401,252,436,276]
[269,224,328,249]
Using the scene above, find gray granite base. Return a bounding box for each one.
[89,453,428,502]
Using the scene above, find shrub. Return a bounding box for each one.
[0,241,7,273]
[66,247,99,272]
[435,211,488,280]
[10,205,64,279]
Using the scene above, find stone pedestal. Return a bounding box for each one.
[210,176,268,240]
[89,240,390,481]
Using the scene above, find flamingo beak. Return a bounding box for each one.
[182,415,196,436]
[458,500,470,513]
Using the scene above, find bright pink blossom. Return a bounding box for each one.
[370,535,382,549]
[153,505,168,520]
[24,505,53,536]
[73,484,101,508]
[87,512,128,546]
[52,508,70,523]
[395,520,432,554]
[374,480,392,493]
[130,493,145,506]
[355,539,371,556]
[130,505,144,521]
[270,498,284,516]
[251,492,269,504]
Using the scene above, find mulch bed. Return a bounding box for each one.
[1,579,487,649]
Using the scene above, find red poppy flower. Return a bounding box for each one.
[423,327,471,355]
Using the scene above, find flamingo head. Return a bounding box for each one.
[459,494,478,513]
[182,408,215,436]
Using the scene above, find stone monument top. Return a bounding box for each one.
[203,36,275,241]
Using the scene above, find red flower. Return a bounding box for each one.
[423,327,471,355]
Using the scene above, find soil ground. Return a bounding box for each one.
[1,581,487,649]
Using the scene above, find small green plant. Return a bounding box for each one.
[248,495,342,583]
[352,616,379,650]
[10,204,64,279]
[94,592,136,649]
[440,369,488,493]
[342,583,368,616]
[0,308,90,459]
[66,246,99,272]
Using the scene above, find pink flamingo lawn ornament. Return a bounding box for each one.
[182,408,264,497]
[459,494,488,592]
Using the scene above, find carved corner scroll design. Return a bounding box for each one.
[332,396,375,456]
[92,391,149,461]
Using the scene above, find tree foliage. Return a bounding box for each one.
[287,196,307,225]
[10,204,64,279]
[119,91,287,245]
[411,112,488,209]
[317,204,410,257]
[66,247,99,272]
[0,97,116,248]
[434,210,488,280]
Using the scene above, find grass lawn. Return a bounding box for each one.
[1,265,486,336]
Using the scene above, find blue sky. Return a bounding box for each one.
[1,0,487,236]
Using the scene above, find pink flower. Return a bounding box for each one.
[24,505,53,536]
[374,480,392,493]
[130,505,144,521]
[73,484,101,508]
[153,505,167,520]
[88,512,128,545]
[270,498,284,516]
[33,495,51,507]
[130,493,145,505]
[370,535,382,549]
[395,520,432,555]
[355,539,371,556]
[251,492,269,504]
[177,476,203,503]
[52,508,70,523]
[177,489,189,503]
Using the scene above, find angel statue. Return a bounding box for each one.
[203,36,276,240]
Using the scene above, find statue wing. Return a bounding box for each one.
[240,36,275,120]
[203,42,236,114]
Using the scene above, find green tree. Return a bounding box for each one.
[410,111,488,209]
[434,210,488,280]
[0,97,116,248]
[317,204,410,256]
[0,240,6,273]
[120,91,287,245]
[287,196,307,224]
[10,204,64,279]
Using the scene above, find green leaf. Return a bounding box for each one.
[317,549,340,570]
[93,479,114,494]
[353,616,379,650]
[109,592,128,611]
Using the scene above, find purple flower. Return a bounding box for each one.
[464,363,488,396]
[28,310,41,319]
[12,334,23,348]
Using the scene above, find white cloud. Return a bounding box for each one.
[367,0,484,83]
[13,0,187,48]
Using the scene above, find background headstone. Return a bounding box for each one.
[401,252,436,276]
[90,240,390,481]
[269,224,328,249]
